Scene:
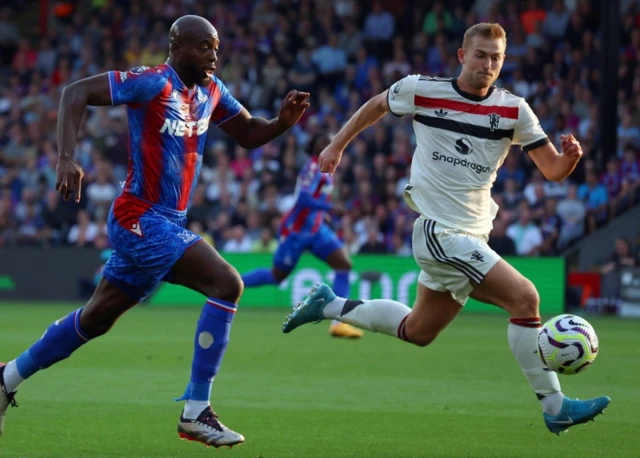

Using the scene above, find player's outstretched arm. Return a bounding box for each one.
[318,91,390,174]
[528,134,583,182]
[56,74,112,202]
[220,90,310,149]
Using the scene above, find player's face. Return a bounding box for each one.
[460,36,505,89]
[184,36,219,87]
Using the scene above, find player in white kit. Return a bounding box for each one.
[282,23,610,434]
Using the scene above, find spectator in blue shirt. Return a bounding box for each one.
[578,171,608,233]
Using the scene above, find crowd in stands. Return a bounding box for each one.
[1,0,639,258]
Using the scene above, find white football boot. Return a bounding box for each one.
[177,406,244,448]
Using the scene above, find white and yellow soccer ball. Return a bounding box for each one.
[537,314,599,375]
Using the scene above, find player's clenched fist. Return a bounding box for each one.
[56,156,84,203]
[560,134,583,161]
[318,145,343,175]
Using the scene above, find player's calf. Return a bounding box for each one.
[283,283,412,338]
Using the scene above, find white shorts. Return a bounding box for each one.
[412,217,501,306]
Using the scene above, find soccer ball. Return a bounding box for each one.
[537,314,599,375]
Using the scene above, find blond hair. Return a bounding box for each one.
[462,23,507,49]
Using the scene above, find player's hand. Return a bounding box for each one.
[330,204,346,217]
[318,145,343,175]
[56,156,84,203]
[560,134,583,161]
[277,90,311,128]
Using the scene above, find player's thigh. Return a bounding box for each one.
[311,226,351,270]
[404,281,462,347]
[470,259,540,318]
[171,239,243,303]
[273,234,307,274]
[412,217,497,306]
[104,211,198,303]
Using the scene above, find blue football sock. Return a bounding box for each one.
[333,270,350,298]
[15,308,92,380]
[176,298,237,402]
[242,268,278,287]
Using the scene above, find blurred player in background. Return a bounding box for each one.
[0,15,309,448]
[242,133,363,339]
[283,23,610,434]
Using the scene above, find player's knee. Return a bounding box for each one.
[80,305,118,338]
[408,331,439,347]
[404,325,438,347]
[211,268,244,303]
[340,258,353,271]
[272,269,289,284]
[514,281,540,317]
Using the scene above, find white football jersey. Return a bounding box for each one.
[388,75,549,234]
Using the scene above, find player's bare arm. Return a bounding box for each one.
[56,73,112,202]
[528,134,583,182]
[318,91,389,174]
[219,90,310,149]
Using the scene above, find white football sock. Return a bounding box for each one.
[2,360,24,393]
[183,400,210,419]
[323,297,411,340]
[508,318,564,415]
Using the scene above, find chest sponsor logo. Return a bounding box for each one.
[160,115,211,137]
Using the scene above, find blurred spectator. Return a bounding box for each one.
[67,210,100,248]
[556,184,586,248]
[506,204,543,256]
[488,217,516,256]
[358,227,387,254]
[578,171,608,233]
[251,228,277,253]
[0,0,637,259]
[600,238,638,303]
[223,225,253,253]
[539,198,562,255]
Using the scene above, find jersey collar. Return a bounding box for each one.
[164,63,188,92]
[451,78,495,102]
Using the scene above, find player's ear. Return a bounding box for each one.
[457,47,465,65]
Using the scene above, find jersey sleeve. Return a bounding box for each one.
[514,99,550,151]
[298,160,319,194]
[210,77,243,126]
[107,66,168,105]
[387,74,420,117]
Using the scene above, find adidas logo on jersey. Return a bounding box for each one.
[160,116,210,137]
[435,109,448,117]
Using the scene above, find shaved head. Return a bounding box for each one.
[169,15,218,47]
[166,15,220,87]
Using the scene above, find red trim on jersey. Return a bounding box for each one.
[414,95,519,119]
[312,212,323,233]
[291,174,326,233]
[123,141,134,193]
[178,91,200,211]
[112,193,153,237]
[140,80,172,203]
[209,82,225,124]
[291,208,311,233]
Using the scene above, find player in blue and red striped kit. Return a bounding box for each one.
[241,134,363,338]
[0,15,309,447]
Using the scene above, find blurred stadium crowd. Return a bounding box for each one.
[0,0,639,258]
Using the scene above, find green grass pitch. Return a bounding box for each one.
[0,303,638,457]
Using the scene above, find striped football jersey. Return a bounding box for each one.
[107,64,242,213]
[388,75,549,234]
